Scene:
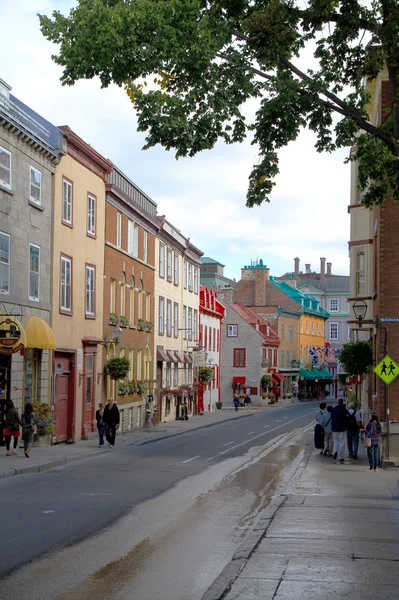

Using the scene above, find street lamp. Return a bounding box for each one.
[352,300,368,327]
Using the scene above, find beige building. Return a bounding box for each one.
[153,218,202,421]
[52,127,113,442]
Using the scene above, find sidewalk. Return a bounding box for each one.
[203,430,399,600]
[0,410,252,480]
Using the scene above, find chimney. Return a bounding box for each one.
[305,263,311,274]
[294,257,300,279]
[320,257,326,279]
[254,261,270,306]
[326,262,332,277]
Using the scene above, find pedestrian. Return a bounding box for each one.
[365,413,381,471]
[233,394,240,412]
[314,402,326,454]
[331,398,348,463]
[244,394,251,412]
[96,402,105,448]
[346,402,362,459]
[322,405,333,456]
[4,400,21,456]
[21,402,36,458]
[103,397,120,448]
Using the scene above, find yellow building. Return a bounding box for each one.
[299,311,326,366]
[52,127,113,442]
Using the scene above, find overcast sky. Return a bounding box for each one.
[2,0,350,281]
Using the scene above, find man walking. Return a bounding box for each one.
[331,398,348,463]
[103,397,120,448]
[346,402,362,459]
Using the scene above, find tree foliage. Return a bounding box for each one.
[39,0,399,208]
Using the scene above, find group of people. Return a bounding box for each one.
[3,400,36,458]
[95,397,120,448]
[314,398,382,471]
[233,394,252,412]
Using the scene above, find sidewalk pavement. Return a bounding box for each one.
[203,430,399,600]
[0,410,253,480]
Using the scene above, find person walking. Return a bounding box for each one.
[103,397,120,448]
[244,394,251,412]
[331,398,348,463]
[96,403,105,448]
[346,402,362,459]
[21,402,36,458]
[314,402,326,454]
[365,413,381,471]
[233,394,240,412]
[322,405,333,456]
[4,400,21,456]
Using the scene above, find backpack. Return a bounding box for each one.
[347,410,359,432]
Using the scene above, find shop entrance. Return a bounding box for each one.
[0,354,11,445]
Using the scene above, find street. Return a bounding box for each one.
[0,403,314,600]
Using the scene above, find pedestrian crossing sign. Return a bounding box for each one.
[374,355,399,385]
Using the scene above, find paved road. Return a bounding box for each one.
[0,403,315,588]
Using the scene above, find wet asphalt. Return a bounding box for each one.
[0,403,314,592]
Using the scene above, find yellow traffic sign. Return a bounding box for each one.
[374,355,399,385]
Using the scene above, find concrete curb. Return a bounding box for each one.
[0,413,253,479]
[201,425,313,600]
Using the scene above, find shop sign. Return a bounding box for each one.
[0,317,24,354]
[77,349,83,371]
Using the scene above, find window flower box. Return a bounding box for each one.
[119,315,129,328]
[109,313,118,326]
[138,319,145,331]
[145,321,153,332]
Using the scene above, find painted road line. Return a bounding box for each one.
[43,510,55,514]
[264,425,270,428]
[218,411,314,456]
[276,419,281,423]
[247,431,255,435]
[182,455,200,464]
[283,416,288,419]
[206,456,216,461]
[223,441,234,447]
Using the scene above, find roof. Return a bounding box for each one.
[269,279,330,319]
[298,276,349,294]
[229,302,280,345]
[201,257,225,267]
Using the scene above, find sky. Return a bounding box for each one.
[2,0,350,282]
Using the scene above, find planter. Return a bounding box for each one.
[33,434,52,447]
[215,402,223,411]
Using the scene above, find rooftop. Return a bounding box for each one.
[270,278,330,319]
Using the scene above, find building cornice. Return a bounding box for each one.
[59,126,113,182]
[106,187,160,235]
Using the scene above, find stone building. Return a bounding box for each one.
[200,257,235,290]
[0,78,64,444]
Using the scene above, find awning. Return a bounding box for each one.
[166,350,178,363]
[184,352,193,364]
[300,368,316,381]
[272,372,286,384]
[25,316,56,349]
[157,347,169,362]
[232,376,246,385]
[174,350,185,363]
[316,368,334,380]
[300,368,334,381]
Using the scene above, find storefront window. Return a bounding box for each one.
[24,349,41,403]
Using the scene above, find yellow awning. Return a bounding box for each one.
[25,316,56,349]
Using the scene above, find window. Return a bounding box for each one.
[137,349,142,381]
[288,325,294,341]
[110,278,116,313]
[227,324,238,337]
[28,244,40,301]
[204,325,207,350]
[183,306,187,339]
[0,232,10,294]
[85,265,95,317]
[329,298,338,312]
[348,326,351,341]
[146,293,151,321]
[120,273,126,317]
[167,300,172,336]
[311,322,314,335]
[86,194,96,236]
[143,231,148,263]
[159,242,165,278]
[194,267,198,293]
[167,248,172,282]
[281,350,285,367]
[0,147,11,190]
[30,167,41,205]
[62,178,73,225]
[217,330,220,352]
[300,320,304,333]
[188,307,192,340]
[188,263,193,291]
[116,212,122,248]
[321,323,324,336]
[213,327,216,351]
[208,326,211,349]
[128,220,138,256]
[174,302,179,337]
[306,321,309,334]
[60,255,72,312]
[273,349,277,367]
[356,252,365,295]
[329,322,338,340]
[166,363,171,387]
[129,349,134,380]
[286,351,290,366]
[183,260,187,289]
[281,324,285,340]
[233,348,246,368]
[159,296,165,335]
[173,363,179,387]
[24,348,41,403]
[193,310,198,342]
[174,253,179,285]
[137,290,142,320]
[129,287,135,324]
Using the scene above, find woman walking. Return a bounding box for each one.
[21,402,36,458]
[4,400,21,456]
[96,403,105,448]
[366,413,381,471]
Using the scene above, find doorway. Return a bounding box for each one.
[0,354,11,445]
[54,352,75,443]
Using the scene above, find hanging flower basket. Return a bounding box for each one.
[198,366,213,385]
[339,341,373,377]
[105,356,131,380]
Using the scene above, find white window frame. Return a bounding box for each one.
[194,267,198,293]
[183,259,187,289]
[183,305,187,339]
[85,265,95,316]
[28,243,40,302]
[0,146,11,190]
[159,296,165,335]
[227,324,238,337]
[193,309,198,341]
[188,263,193,291]
[188,307,193,340]
[356,251,365,296]
[166,363,171,387]
[311,322,314,335]
[174,302,179,337]
[30,166,41,205]
[167,248,172,282]
[329,322,339,341]
[116,212,122,248]
[173,363,179,387]
[87,194,96,236]
[329,298,339,312]
[133,222,138,257]
[159,242,165,278]
[288,325,294,341]
[167,300,172,336]
[0,231,10,295]
[143,231,148,263]
[306,321,309,334]
[174,253,179,285]
[60,256,72,311]
[62,179,72,225]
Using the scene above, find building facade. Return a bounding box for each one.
[52,126,112,442]
[0,78,63,444]
[103,168,158,430]
[200,257,235,290]
[154,218,202,422]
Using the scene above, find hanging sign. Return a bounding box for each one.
[0,317,25,355]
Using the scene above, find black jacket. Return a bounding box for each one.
[331,404,348,432]
[95,409,104,427]
[103,403,120,426]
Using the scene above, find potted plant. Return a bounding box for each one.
[33,402,55,446]
[136,380,146,394]
[261,373,272,390]
[215,400,223,411]
[127,380,136,394]
[118,382,127,395]
[198,366,213,385]
[109,312,118,326]
[105,356,131,380]
[138,318,145,331]
[145,321,153,332]
[119,315,129,328]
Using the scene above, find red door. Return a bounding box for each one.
[54,354,73,443]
